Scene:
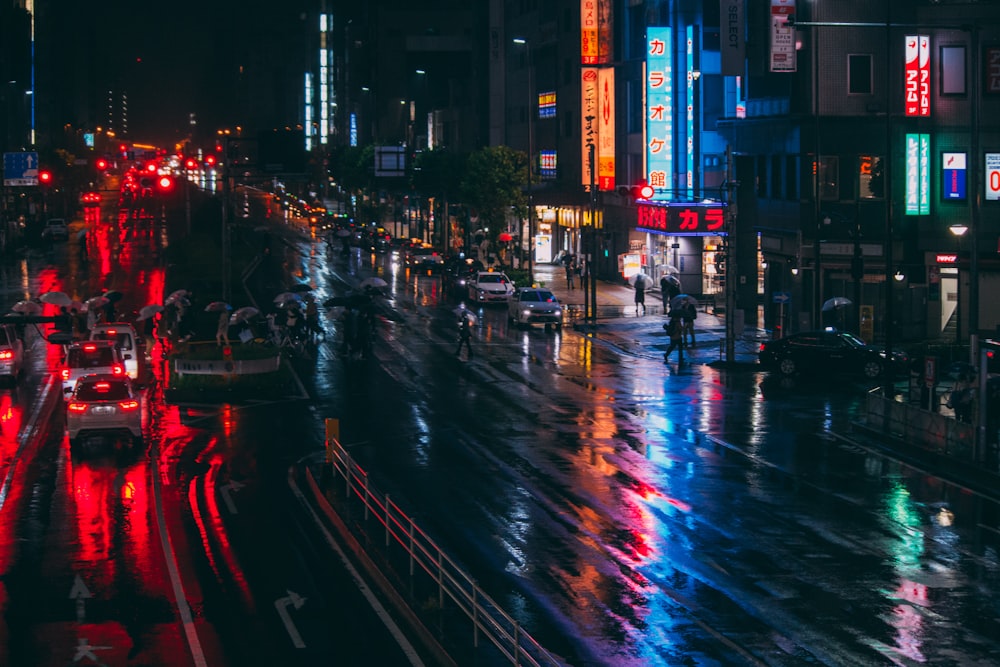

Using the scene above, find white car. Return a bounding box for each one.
[468,271,514,303]
[59,340,126,394]
[508,287,563,329]
[41,218,69,241]
[0,324,25,384]
[66,374,143,452]
[89,322,143,380]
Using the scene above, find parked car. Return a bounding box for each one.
[59,340,126,394]
[0,323,25,385]
[468,271,515,303]
[65,374,143,452]
[508,287,563,329]
[41,218,69,241]
[757,328,909,381]
[89,322,143,380]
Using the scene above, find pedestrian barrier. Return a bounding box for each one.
[865,388,974,459]
[173,355,281,376]
[323,435,564,667]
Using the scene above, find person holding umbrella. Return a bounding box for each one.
[216,310,231,346]
[663,310,685,364]
[455,314,474,360]
[634,279,646,315]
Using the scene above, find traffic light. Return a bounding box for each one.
[184,157,198,170]
[38,169,53,186]
[156,175,175,192]
[95,158,109,171]
[204,154,217,167]
[617,183,654,200]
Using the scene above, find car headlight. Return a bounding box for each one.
[522,310,531,317]
[554,309,562,317]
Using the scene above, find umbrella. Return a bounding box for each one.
[324,294,371,309]
[273,292,301,305]
[204,301,232,313]
[76,229,88,242]
[670,294,698,310]
[40,291,72,306]
[821,296,852,311]
[497,232,513,242]
[453,304,478,325]
[628,273,655,290]
[230,306,260,325]
[359,277,388,290]
[165,289,190,305]
[335,228,352,237]
[85,295,109,309]
[137,304,164,321]
[68,300,86,313]
[103,290,124,302]
[289,283,313,293]
[11,300,42,315]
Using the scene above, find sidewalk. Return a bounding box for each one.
[530,262,763,367]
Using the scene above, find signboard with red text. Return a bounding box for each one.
[645,28,673,193]
[637,203,727,236]
[770,0,796,73]
[905,35,930,117]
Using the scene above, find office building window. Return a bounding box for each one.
[848,54,873,95]
[819,156,839,200]
[941,45,966,95]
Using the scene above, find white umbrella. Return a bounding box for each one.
[204,301,232,313]
[11,300,42,315]
[164,289,190,305]
[453,305,478,325]
[40,291,72,306]
[821,296,852,312]
[68,300,86,313]
[230,306,260,325]
[85,295,109,309]
[273,292,301,305]
[628,273,654,289]
[360,277,388,290]
[137,304,164,321]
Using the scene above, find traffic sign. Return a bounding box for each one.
[772,291,791,304]
[3,151,40,186]
[986,153,1000,201]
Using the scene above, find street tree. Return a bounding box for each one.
[459,145,525,259]
[412,148,468,250]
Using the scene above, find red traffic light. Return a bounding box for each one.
[204,154,217,167]
[95,158,109,171]
[38,170,53,185]
[145,162,158,173]
[156,175,175,191]
[634,183,655,199]
[184,158,198,170]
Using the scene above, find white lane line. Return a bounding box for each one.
[0,374,55,512]
[287,472,425,666]
[150,443,209,667]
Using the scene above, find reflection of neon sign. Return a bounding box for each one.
[646,27,673,195]
[905,35,930,117]
[905,133,930,215]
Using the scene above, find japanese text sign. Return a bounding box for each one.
[636,203,727,236]
[905,35,930,117]
[646,28,673,194]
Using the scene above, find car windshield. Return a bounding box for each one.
[67,347,115,368]
[93,331,133,351]
[479,274,506,284]
[839,332,867,348]
[0,328,10,346]
[75,381,130,401]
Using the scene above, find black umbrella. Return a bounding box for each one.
[289,283,313,293]
[323,294,372,309]
[103,290,124,302]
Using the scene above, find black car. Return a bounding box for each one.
[758,328,909,381]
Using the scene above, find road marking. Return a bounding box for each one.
[219,480,244,514]
[68,575,92,623]
[150,440,209,667]
[287,472,425,666]
[274,590,307,648]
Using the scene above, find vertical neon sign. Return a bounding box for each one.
[646,28,673,196]
[905,133,930,215]
[905,35,930,117]
[686,25,695,198]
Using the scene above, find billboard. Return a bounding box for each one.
[904,133,930,215]
[581,67,599,187]
[941,152,966,201]
[646,28,673,195]
[770,0,796,73]
[905,35,930,117]
[598,67,615,191]
[985,153,1000,201]
[721,0,745,77]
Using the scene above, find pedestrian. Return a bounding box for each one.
[948,373,974,423]
[682,301,697,348]
[660,275,671,307]
[304,295,321,342]
[565,257,576,290]
[86,304,98,334]
[455,315,473,359]
[634,281,646,315]
[141,313,156,356]
[102,299,116,323]
[216,310,230,346]
[663,313,685,363]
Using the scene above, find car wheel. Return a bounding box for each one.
[778,357,797,376]
[862,360,883,379]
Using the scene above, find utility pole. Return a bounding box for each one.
[725,145,738,364]
[588,143,598,326]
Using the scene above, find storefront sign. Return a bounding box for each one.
[770,0,796,73]
[986,152,1000,201]
[538,91,556,118]
[904,133,930,215]
[581,0,598,64]
[905,35,930,117]
[581,68,598,187]
[598,67,615,191]
[646,28,673,194]
[935,254,958,263]
[985,47,1000,94]
[942,152,966,201]
[721,0,745,77]
[637,203,727,235]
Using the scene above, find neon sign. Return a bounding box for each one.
[905,35,930,117]
[646,28,673,195]
[637,203,727,236]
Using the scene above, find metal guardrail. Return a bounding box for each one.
[865,389,975,460]
[324,435,564,667]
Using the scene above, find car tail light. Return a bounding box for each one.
[106,329,117,335]
[0,350,12,360]
[118,400,139,411]
[67,402,88,413]
[758,343,766,353]
[60,368,70,381]
[112,364,125,376]
[83,343,97,352]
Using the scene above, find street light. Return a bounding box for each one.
[513,37,534,286]
[949,223,969,342]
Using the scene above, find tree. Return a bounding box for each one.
[459,146,526,250]
[329,145,379,222]
[412,148,468,249]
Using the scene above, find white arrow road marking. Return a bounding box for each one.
[68,575,93,623]
[219,480,245,514]
[274,590,307,648]
[73,637,112,663]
